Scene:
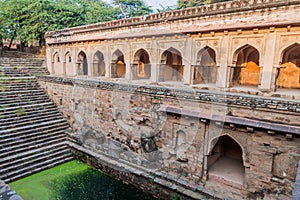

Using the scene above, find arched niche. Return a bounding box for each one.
[193,46,217,84]
[207,135,245,188]
[53,52,62,75]
[132,49,151,80]
[77,51,88,75]
[159,47,183,82]
[65,51,73,76]
[230,44,260,87]
[277,43,300,89]
[93,51,105,76]
[111,49,126,78]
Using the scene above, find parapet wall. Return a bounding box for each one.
[45,0,300,44]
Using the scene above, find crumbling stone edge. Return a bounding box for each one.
[0,180,22,200]
[38,76,300,113]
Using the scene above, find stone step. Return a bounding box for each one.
[0,90,45,98]
[0,118,67,135]
[0,145,68,169]
[0,102,54,112]
[0,122,67,140]
[0,82,39,88]
[0,131,66,155]
[0,122,68,140]
[0,107,59,122]
[0,91,48,99]
[0,83,43,90]
[4,155,74,183]
[0,104,56,117]
[1,151,73,182]
[0,111,61,126]
[0,99,53,108]
[0,113,64,130]
[0,138,68,161]
[0,94,49,104]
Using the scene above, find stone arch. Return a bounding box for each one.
[230,44,260,86]
[77,51,88,75]
[277,43,300,89]
[65,51,73,76]
[93,50,105,76]
[207,134,245,188]
[159,47,183,82]
[53,52,60,63]
[132,48,151,80]
[111,49,126,78]
[208,134,246,164]
[52,52,62,75]
[193,46,217,84]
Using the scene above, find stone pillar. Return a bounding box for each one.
[111,62,117,78]
[259,32,277,92]
[104,43,110,78]
[46,47,53,74]
[131,63,138,80]
[217,34,230,88]
[72,48,77,76]
[125,54,131,80]
[150,39,159,82]
[183,37,193,85]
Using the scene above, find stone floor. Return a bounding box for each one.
[208,157,244,189]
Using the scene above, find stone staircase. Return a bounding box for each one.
[0,54,73,183]
[0,51,49,76]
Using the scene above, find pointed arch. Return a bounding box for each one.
[77,51,88,75]
[93,51,105,76]
[52,52,63,75]
[159,47,183,82]
[65,51,72,63]
[193,46,217,84]
[132,48,151,80]
[207,135,245,188]
[230,44,260,86]
[111,49,125,78]
[277,43,300,89]
[53,52,60,63]
[65,51,73,76]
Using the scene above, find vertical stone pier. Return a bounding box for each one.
[293,160,300,200]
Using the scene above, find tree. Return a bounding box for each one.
[176,0,230,9]
[0,0,116,48]
[113,0,153,19]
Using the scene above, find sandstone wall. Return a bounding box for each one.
[38,76,300,199]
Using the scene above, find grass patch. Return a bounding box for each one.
[9,160,155,200]
[9,160,88,200]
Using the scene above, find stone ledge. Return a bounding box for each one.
[38,76,300,114]
[159,105,300,136]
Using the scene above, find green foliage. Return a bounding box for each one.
[114,0,153,19]
[176,0,230,9]
[15,107,27,116]
[0,0,115,46]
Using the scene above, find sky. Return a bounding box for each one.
[103,0,178,10]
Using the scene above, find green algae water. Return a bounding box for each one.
[9,160,156,200]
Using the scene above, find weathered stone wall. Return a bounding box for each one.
[38,76,300,199]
